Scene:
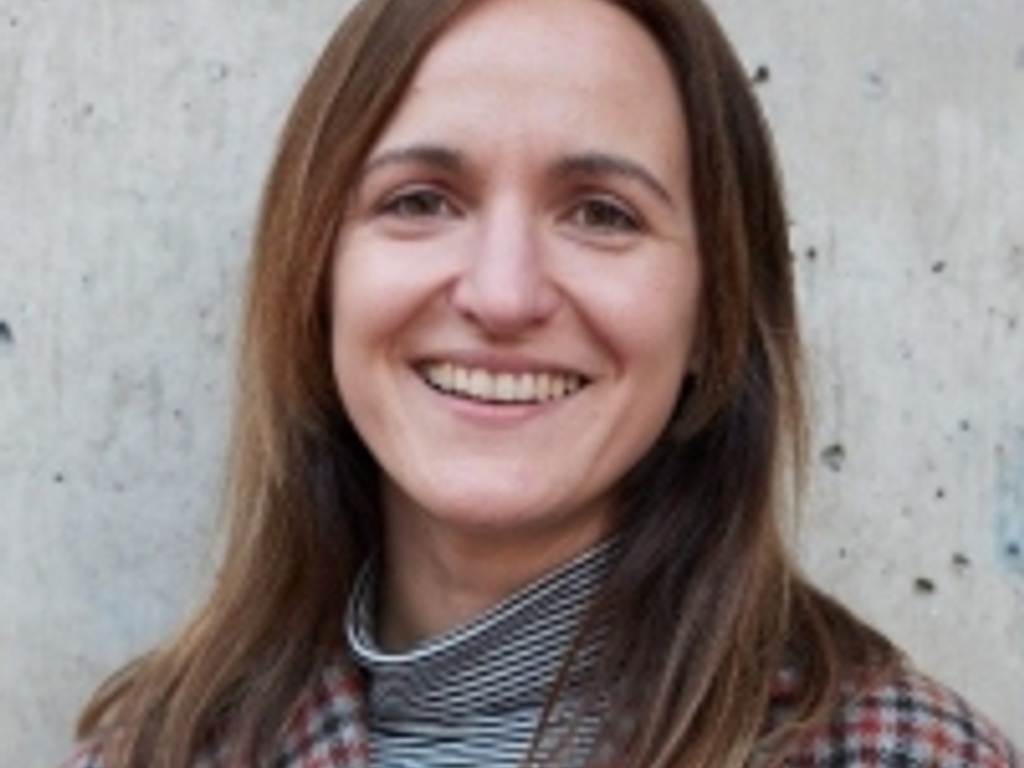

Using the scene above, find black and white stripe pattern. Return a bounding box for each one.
[345,541,616,768]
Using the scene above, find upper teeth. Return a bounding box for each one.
[420,363,586,403]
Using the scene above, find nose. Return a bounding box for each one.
[451,201,560,337]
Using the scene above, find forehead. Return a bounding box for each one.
[371,0,688,166]
[420,0,667,83]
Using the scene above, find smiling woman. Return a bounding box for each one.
[332,1,700,631]
[64,1,1021,768]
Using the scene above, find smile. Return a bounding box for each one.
[418,362,588,404]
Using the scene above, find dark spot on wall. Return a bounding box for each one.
[959,419,971,432]
[931,261,947,274]
[751,65,771,86]
[207,61,231,82]
[838,547,849,560]
[820,444,846,472]
[0,320,13,348]
[806,247,818,261]
[913,577,936,595]
[951,552,971,570]
[54,473,65,484]
[864,71,887,100]
[935,487,946,500]
[1006,541,1022,561]
[1016,46,1024,70]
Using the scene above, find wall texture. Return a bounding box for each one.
[1,1,1021,765]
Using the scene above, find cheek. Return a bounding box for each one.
[328,239,442,415]
[330,244,407,353]
[606,263,702,374]
[332,231,453,335]
[611,266,703,440]
[329,269,399,449]
[328,288,360,417]
[329,248,385,408]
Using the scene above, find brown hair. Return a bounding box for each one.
[77,1,897,766]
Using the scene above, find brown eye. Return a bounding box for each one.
[571,198,641,233]
[379,188,456,219]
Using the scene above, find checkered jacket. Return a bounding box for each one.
[66,658,1021,768]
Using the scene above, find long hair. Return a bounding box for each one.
[77,1,897,766]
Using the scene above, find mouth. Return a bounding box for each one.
[417,361,590,404]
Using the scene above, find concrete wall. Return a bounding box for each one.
[1,1,1021,764]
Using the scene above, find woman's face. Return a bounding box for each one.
[332,0,702,555]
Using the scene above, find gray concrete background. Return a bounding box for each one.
[1,1,1021,765]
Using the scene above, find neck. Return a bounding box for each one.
[378,488,612,651]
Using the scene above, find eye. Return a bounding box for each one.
[569,197,642,233]
[377,187,458,219]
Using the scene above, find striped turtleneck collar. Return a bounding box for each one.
[344,539,617,767]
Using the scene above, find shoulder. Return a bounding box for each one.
[60,655,369,768]
[774,667,1021,768]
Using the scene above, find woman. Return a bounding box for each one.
[68,0,1021,767]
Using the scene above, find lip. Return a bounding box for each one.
[420,380,565,424]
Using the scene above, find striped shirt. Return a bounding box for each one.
[64,539,1022,768]
[345,542,615,768]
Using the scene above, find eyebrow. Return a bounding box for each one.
[359,144,464,180]
[553,152,675,205]
[358,144,675,205]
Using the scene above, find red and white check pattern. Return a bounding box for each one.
[67,658,1020,768]
[774,668,1020,768]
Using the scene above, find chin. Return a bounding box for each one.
[392,479,612,544]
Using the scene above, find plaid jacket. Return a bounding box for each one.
[67,658,1021,768]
